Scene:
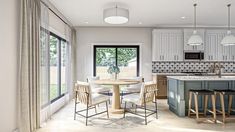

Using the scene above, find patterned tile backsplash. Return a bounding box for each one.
[152,61,235,73]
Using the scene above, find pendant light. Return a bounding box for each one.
[187,4,203,46]
[221,4,235,46]
[103,5,129,24]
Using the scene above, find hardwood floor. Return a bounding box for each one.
[37,99,235,132]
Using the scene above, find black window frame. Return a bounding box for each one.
[49,32,68,103]
[93,45,140,77]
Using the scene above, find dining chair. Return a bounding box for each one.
[121,77,144,103]
[87,76,111,96]
[123,82,158,125]
[74,81,110,126]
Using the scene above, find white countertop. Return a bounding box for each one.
[167,76,235,81]
[152,73,235,76]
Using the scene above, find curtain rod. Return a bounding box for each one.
[40,0,70,27]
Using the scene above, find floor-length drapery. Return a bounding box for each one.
[19,0,41,131]
[39,1,51,126]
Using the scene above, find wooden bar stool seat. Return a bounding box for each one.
[188,89,216,123]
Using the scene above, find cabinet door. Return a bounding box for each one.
[152,30,161,61]
[230,46,235,61]
[206,30,230,61]
[168,30,183,61]
[228,32,235,61]
[184,29,205,51]
[205,30,219,61]
[217,32,230,61]
[152,29,183,61]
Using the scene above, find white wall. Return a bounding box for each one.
[0,0,20,131]
[76,27,153,81]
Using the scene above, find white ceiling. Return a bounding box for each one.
[49,0,235,27]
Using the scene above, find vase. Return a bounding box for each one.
[110,73,118,80]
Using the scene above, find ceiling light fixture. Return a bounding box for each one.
[181,16,186,19]
[221,4,235,46]
[187,4,203,46]
[103,5,129,24]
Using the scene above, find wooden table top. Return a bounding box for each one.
[94,79,140,85]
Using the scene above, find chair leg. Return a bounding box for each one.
[211,95,216,123]
[188,92,192,117]
[106,101,109,118]
[219,93,225,123]
[228,95,233,117]
[94,105,97,113]
[204,95,208,117]
[155,97,158,119]
[86,104,89,126]
[144,102,147,125]
[121,91,124,104]
[123,102,127,118]
[108,91,111,104]
[74,92,78,120]
[194,93,199,121]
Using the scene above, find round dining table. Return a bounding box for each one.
[94,79,140,114]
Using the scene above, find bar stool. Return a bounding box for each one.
[214,89,235,123]
[188,89,216,123]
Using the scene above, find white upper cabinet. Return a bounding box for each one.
[230,41,235,61]
[184,29,205,51]
[205,30,231,61]
[152,29,183,61]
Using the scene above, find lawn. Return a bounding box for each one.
[50,84,66,100]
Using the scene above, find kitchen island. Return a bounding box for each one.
[167,76,235,116]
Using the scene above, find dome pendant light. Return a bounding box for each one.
[221,4,235,46]
[103,5,129,24]
[187,4,203,46]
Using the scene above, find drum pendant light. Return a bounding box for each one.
[187,4,203,46]
[221,4,235,46]
[103,5,129,24]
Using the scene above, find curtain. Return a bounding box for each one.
[19,0,41,131]
[70,29,77,99]
[39,2,51,126]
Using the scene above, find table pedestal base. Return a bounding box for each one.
[109,108,124,114]
[111,84,124,114]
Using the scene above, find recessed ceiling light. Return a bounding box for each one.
[84,21,89,24]
[138,22,142,25]
[181,16,186,19]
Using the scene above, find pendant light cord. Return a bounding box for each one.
[228,4,231,31]
[115,4,118,16]
[194,4,197,31]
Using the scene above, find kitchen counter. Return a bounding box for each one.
[167,76,235,117]
[152,73,235,76]
[167,75,235,81]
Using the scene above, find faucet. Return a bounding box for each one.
[212,62,224,78]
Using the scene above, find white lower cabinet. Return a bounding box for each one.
[152,29,183,61]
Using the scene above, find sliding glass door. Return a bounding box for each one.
[94,45,139,79]
[49,33,68,102]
